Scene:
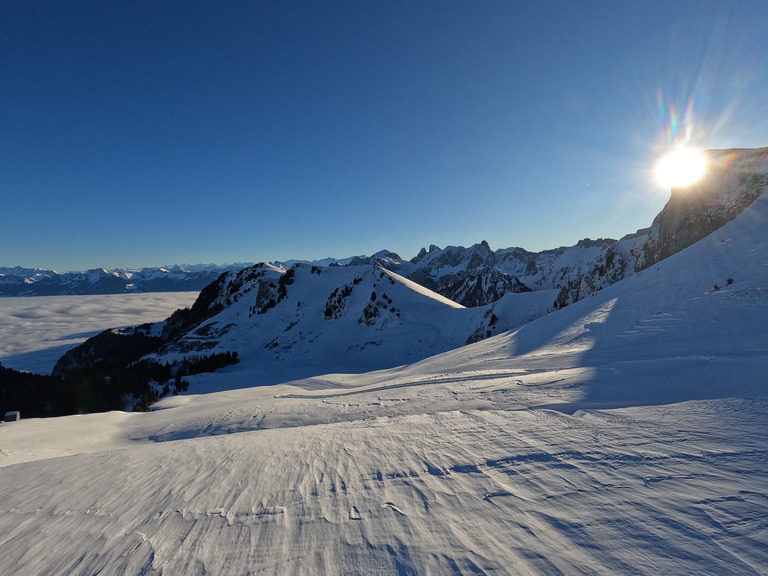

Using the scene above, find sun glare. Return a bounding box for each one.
[655,148,707,188]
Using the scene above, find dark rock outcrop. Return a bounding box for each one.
[639,147,768,270]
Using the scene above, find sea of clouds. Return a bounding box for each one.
[0,292,199,374]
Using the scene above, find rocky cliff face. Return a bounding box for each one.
[638,147,768,270]
[430,267,531,308]
[398,236,646,310]
[401,242,532,307]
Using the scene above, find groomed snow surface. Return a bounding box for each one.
[1,196,767,574]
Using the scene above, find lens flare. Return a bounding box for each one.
[656,90,699,148]
[655,148,707,188]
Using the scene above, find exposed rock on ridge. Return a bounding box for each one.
[639,147,768,270]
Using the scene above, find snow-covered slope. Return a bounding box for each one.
[149,263,487,392]
[1,395,765,575]
[0,178,766,575]
[115,260,555,395]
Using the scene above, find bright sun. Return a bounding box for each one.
[655,148,707,188]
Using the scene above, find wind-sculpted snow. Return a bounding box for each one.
[0,388,766,574]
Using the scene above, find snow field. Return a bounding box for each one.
[1,396,766,574]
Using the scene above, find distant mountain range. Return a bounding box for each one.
[0,264,253,296]
[7,147,767,314]
[1,237,641,303]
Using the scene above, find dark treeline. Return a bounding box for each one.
[177,351,239,378]
[0,363,66,419]
[0,350,239,418]
[1,272,242,420]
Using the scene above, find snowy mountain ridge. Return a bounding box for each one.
[53,260,555,389]
[0,234,639,305]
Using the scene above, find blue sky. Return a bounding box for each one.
[2,1,767,271]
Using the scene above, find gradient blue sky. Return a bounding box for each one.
[3,1,767,271]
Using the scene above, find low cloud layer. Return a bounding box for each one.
[0,292,199,374]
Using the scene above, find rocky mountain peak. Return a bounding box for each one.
[638,146,768,270]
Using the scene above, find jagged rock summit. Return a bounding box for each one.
[639,147,768,269]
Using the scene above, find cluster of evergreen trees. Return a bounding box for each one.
[0,362,66,419]
[324,283,354,319]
